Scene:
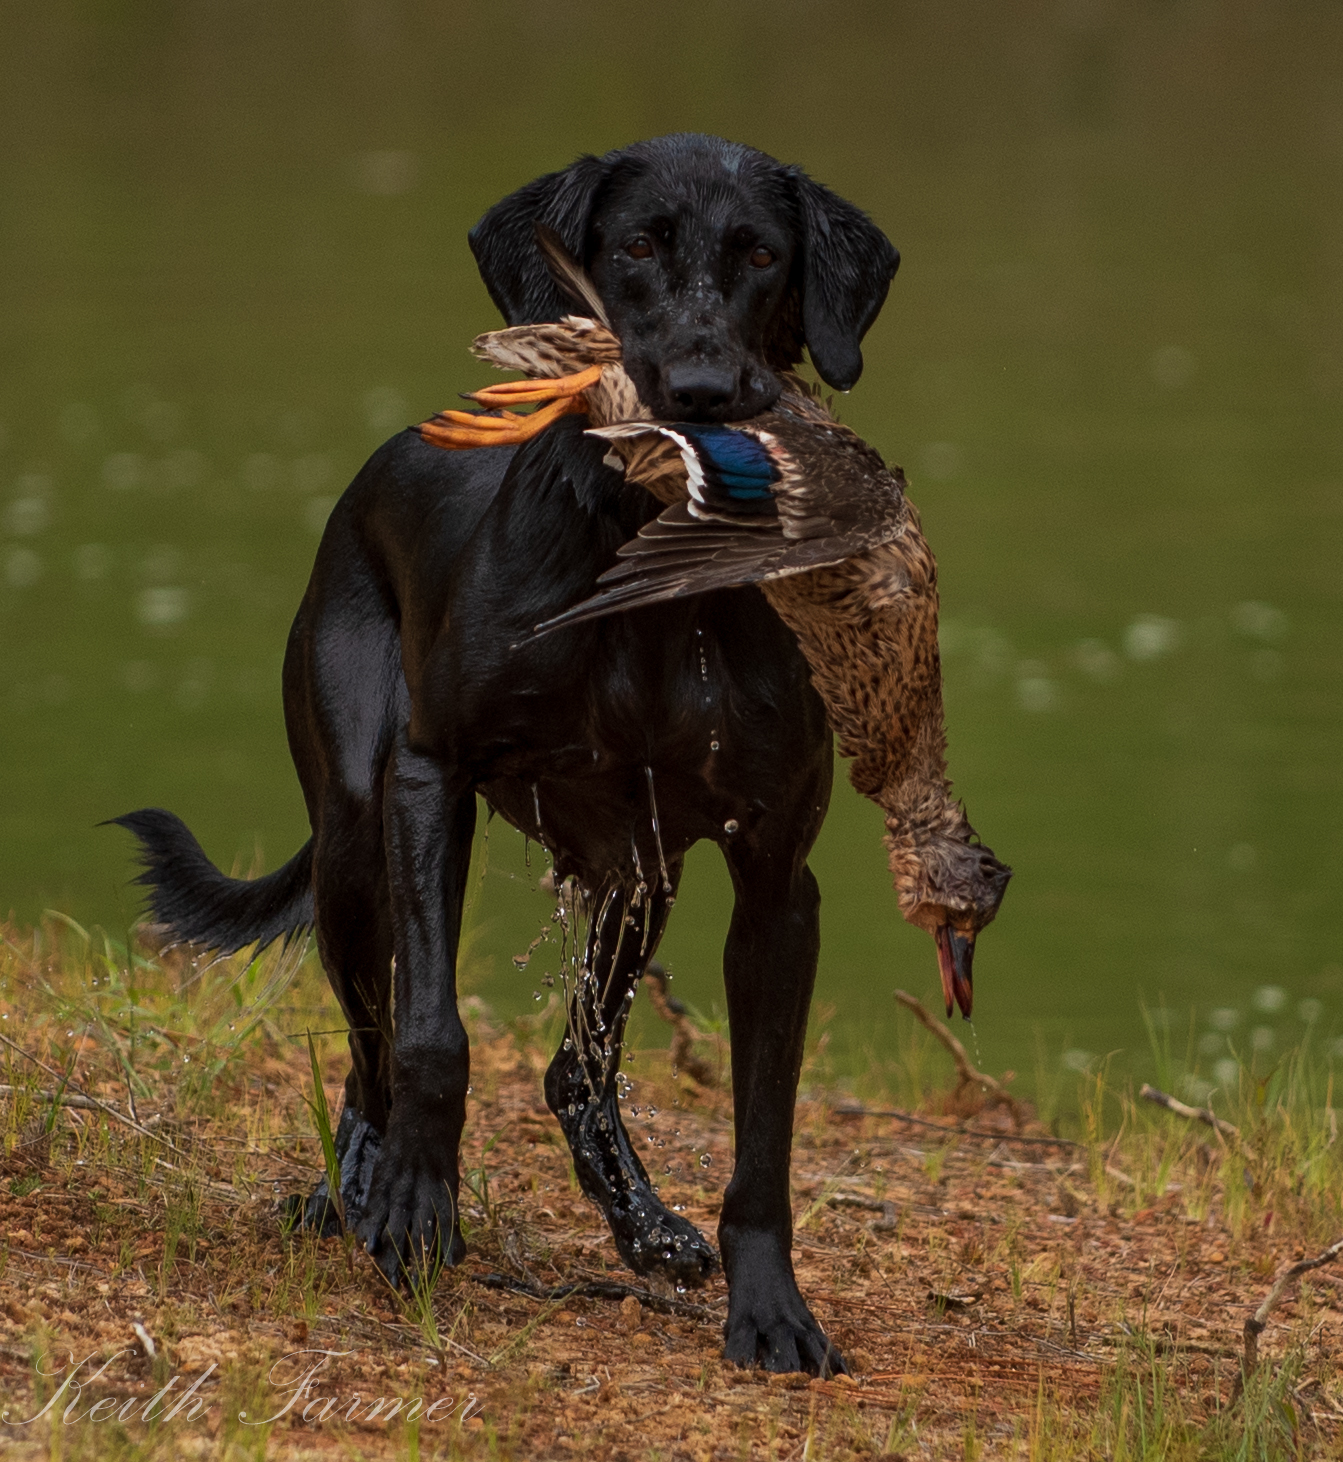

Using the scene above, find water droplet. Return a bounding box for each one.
[723,818,738,834]
[644,765,673,894]
[699,1153,712,1168]
[567,1103,575,1117]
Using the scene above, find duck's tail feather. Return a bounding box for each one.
[109,808,314,956]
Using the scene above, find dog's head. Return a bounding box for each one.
[469,134,899,423]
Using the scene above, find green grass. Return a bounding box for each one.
[2,915,1343,1458]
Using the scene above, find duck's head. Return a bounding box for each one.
[886,829,1012,1020]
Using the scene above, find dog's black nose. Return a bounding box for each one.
[665,364,736,418]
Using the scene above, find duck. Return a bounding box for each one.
[417,233,1011,1019]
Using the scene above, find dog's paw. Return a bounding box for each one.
[282,1179,346,1239]
[721,1251,845,1377]
[280,1109,384,1239]
[613,1202,719,1289]
[354,1137,465,1287]
[336,1111,383,1225]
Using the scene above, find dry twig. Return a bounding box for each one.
[1242,1236,1343,1374]
[642,965,717,1087]
[471,1271,721,1323]
[1138,1083,1256,1159]
[0,1031,174,1149]
[0,1084,107,1113]
[893,990,1025,1128]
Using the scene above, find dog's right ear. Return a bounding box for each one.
[469,156,610,325]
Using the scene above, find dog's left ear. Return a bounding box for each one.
[469,155,611,325]
[790,171,900,392]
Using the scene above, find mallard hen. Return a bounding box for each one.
[417,240,1010,1018]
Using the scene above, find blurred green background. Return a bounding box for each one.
[2,1,1341,1098]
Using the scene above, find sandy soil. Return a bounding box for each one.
[1,952,1340,1458]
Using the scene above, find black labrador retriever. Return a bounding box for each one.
[117,133,899,1376]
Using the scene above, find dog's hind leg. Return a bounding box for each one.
[281,563,405,1240]
[544,872,719,1289]
[352,733,477,1286]
[289,796,395,1238]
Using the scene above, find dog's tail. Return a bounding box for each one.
[110,808,314,956]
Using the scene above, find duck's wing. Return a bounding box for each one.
[530,420,912,636]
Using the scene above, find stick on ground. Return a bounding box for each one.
[893,990,1024,1128]
[643,964,717,1087]
[1242,1236,1343,1374]
[1138,1083,1254,1159]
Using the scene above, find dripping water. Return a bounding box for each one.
[644,765,672,894]
[630,832,647,907]
[511,924,551,971]
[967,1020,983,1072]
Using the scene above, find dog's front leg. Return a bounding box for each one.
[718,837,846,1378]
[355,732,476,1286]
[544,875,718,1289]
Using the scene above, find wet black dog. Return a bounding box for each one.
[117,134,899,1376]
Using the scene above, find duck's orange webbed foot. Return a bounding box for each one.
[418,365,603,450]
[467,364,602,408]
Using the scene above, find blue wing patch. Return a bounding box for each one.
[665,424,780,516]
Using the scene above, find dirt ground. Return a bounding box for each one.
[1,929,1341,1459]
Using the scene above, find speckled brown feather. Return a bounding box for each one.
[444,286,1009,950]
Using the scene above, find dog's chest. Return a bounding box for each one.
[469,609,812,876]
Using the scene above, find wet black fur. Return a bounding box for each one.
[116,134,898,1378]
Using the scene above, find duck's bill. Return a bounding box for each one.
[935,925,975,1020]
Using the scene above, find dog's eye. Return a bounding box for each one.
[749,245,776,269]
[625,236,654,260]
